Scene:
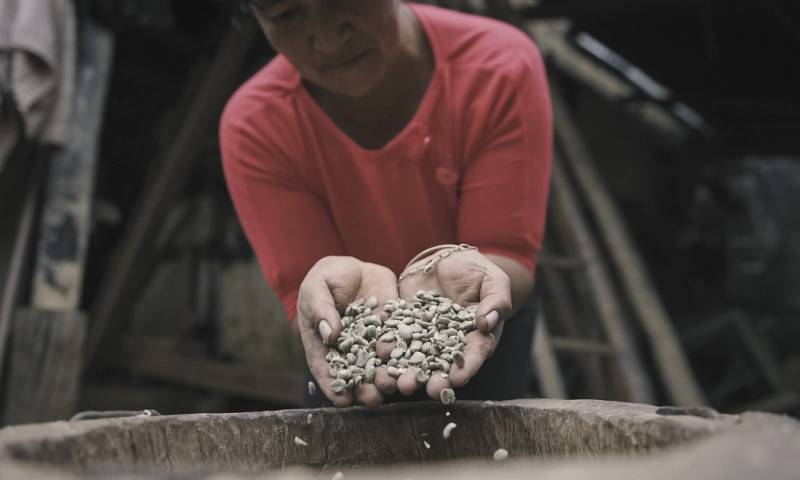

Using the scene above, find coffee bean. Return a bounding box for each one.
[440,388,456,405]
[493,448,509,461]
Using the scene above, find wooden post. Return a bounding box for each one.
[532,310,567,399]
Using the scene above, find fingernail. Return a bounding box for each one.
[319,320,332,344]
[485,310,499,331]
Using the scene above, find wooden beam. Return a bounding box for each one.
[528,21,692,146]
[86,22,258,365]
[529,20,634,100]
[532,311,567,399]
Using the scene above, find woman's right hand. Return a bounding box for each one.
[297,256,399,407]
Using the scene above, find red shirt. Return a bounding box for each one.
[220,4,552,322]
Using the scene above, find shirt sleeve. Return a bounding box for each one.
[457,42,553,273]
[220,107,344,322]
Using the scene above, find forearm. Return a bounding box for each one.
[484,253,534,318]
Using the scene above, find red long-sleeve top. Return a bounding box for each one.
[220,4,552,322]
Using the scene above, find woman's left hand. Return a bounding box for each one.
[392,248,512,400]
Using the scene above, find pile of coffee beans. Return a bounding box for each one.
[326,290,477,398]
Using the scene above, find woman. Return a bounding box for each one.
[220,0,552,407]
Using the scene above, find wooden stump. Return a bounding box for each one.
[0,399,798,479]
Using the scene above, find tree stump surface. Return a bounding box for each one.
[0,399,798,479]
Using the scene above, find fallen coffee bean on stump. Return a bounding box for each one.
[324,291,477,398]
[440,388,456,405]
[493,448,509,461]
[442,422,457,439]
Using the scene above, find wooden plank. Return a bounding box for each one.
[549,80,706,407]
[528,20,634,100]
[2,308,87,424]
[549,155,655,404]
[528,21,691,146]
[532,311,567,399]
[86,22,258,366]
[114,337,305,407]
[29,23,114,311]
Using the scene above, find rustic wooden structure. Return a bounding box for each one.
[527,19,707,407]
[0,399,798,479]
[2,21,113,425]
[539,154,655,404]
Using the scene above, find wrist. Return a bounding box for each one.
[399,243,479,283]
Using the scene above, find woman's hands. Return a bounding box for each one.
[395,249,512,400]
[298,250,517,407]
[297,256,398,407]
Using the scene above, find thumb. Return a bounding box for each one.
[297,276,342,346]
[475,269,512,333]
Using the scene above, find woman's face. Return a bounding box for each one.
[249,0,403,98]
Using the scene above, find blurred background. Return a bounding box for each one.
[0,0,798,425]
